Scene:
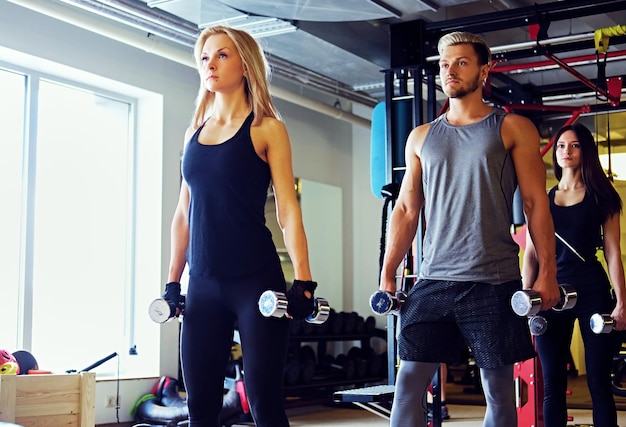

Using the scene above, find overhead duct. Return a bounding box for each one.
[84,0,377,107]
[8,0,372,128]
[58,0,199,44]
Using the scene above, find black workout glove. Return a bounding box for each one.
[163,281,182,314]
[286,280,317,320]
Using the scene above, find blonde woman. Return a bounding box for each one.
[165,26,316,426]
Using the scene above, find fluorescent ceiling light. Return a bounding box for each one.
[233,18,297,38]
[146,0,176,7]
[199,15,250,29]
[198,17,296,38]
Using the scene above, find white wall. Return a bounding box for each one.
[1,0,382,423]
[300,179,344,310]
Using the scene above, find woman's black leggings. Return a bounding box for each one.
[180,261,290,427]
[535,311,618,427]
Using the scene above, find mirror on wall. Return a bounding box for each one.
[265,178,343,311]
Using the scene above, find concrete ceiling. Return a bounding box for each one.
[139,0,626,100]
[51,0,626,144]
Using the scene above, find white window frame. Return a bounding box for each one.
[1,47,164,379]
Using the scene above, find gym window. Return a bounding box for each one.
[1,56,163,378]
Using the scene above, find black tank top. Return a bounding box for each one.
[548,188,614,313]
[182,113,276,277]
[549,186,603,277]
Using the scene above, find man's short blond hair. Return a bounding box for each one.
[438,31,492,66]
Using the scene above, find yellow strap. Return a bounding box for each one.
[595,24,626,53]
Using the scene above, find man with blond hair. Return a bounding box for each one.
[379,31,560,427]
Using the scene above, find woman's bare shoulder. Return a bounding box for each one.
[257,116,285,130]
[184,126,196,140]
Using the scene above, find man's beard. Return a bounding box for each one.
[446,74,481,99]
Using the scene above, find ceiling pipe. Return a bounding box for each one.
[77,0,377,107]
[9,0,195,70]
[58,0,198,43]
[425,32,597,62]
[544,52,622,106]
[492,49,626,73]
[8,0,372,128]
[425,0,625,35]
[542,90,626,105]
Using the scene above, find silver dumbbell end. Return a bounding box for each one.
[528,315,548,336]
[369,291,406,316]
[512,284,578,317]
[511,290,542,317]
[258,290,288,318]
[370,291,393,315]
[590,313,614,334]
[553,283,578,311]
[306,298,331,324]
[149,298,176,323]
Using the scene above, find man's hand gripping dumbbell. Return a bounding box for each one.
[149,281,185,324]
[369,290,407,316]
[511,284,577,335]
[511,283,577,317]
[258,280,330,324]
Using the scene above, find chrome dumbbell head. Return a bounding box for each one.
[590,313,614,334]
[511,290,542,317]
[528,315,548,336]
[370,291,394,315]
[553,283,578,311]
[306,298,331,324]
[369,291,405,316]
[258,290,288,318]
[149,298,176,323]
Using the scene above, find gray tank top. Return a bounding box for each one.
[419,108,520,283]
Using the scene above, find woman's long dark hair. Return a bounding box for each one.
[552,123,622,223]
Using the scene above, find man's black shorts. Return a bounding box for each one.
[398,279,536,369]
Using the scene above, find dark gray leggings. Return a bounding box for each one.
[181,264,290,427]
[390,361,516,427]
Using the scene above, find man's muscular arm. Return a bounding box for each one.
[379,125,428,294]
[506,114,560,310]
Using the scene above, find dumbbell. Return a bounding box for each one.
[528,315,548,336]
[148,295,185,323]
[511,284,577,317]
[258,290,331,324]
[369,290,407,315]
[590,313,616,334]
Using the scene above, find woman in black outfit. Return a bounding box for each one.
[522,123,626,427]
[164,26,317,427]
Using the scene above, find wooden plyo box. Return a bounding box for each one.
[0,372,95,427]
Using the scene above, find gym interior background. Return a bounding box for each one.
[1,0,626,425]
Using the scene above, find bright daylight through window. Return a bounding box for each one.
[1,66,159,377]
